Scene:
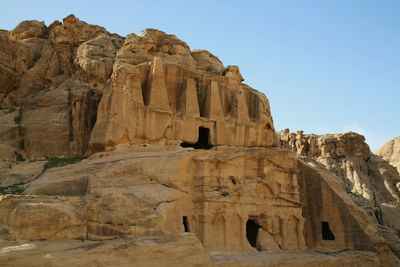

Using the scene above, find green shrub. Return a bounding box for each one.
[14,151,25,162]
[42,157,87,173]
[0,157,86,195]
[0,182,25,195]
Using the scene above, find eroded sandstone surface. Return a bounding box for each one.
[279,129,400,259]
[376,136,400,174]
[0,15,399,266]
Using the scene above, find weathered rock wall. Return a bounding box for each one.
[0,147,392,254]
[279,129,400,258]
[1,146,397,265]
[0,15,115,163]
[376,136,400,174]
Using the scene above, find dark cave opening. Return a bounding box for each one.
[183,216,190,232]
[246,219,260,249]
[180,127,213,149]
[321,221,335,240]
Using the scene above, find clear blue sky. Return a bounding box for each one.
[1,0,399,150]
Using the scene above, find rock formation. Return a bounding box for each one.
[0,15,399,266]
[376,136,400,174]
[279,129,400,258]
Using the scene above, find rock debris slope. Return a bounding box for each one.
[0,15,399,266]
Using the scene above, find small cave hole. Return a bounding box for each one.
[230,176,237,185]
[183,216,190,232]
[321,221,335,240]
[246,219,261,249]
[180,127,213,149]
[374,209,383,225]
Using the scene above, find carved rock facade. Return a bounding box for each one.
[0,16,398,266]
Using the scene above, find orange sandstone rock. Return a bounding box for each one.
[0,15,398,266]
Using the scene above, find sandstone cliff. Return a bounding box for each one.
[0,14,277,167]
[0,16,399,266]
[279,129,400,258]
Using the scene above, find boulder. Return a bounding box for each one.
[75,34,116,84]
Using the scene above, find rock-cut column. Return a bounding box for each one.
[204,80,224,120]
[89,64,145,151]
[237,88,250,121]
[145,57,170,110]
[178,78,200,116]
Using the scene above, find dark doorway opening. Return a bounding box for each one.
[374,209,383,225]
[246,219,260,248]
[180,127,213,149]
[321,221,335,240]
[183,216,190,232]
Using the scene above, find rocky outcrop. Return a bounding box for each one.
[279,129,400,258]
[0,15,399,266]
[74,34,116,83]
[0,235,213,266]
[89,29,278,151]
[0,195,86,240]
[0,14,277,163]
[9,20,48,41]
[376,136,400,174]
[0,146,396,265]
[0,15,112,163]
